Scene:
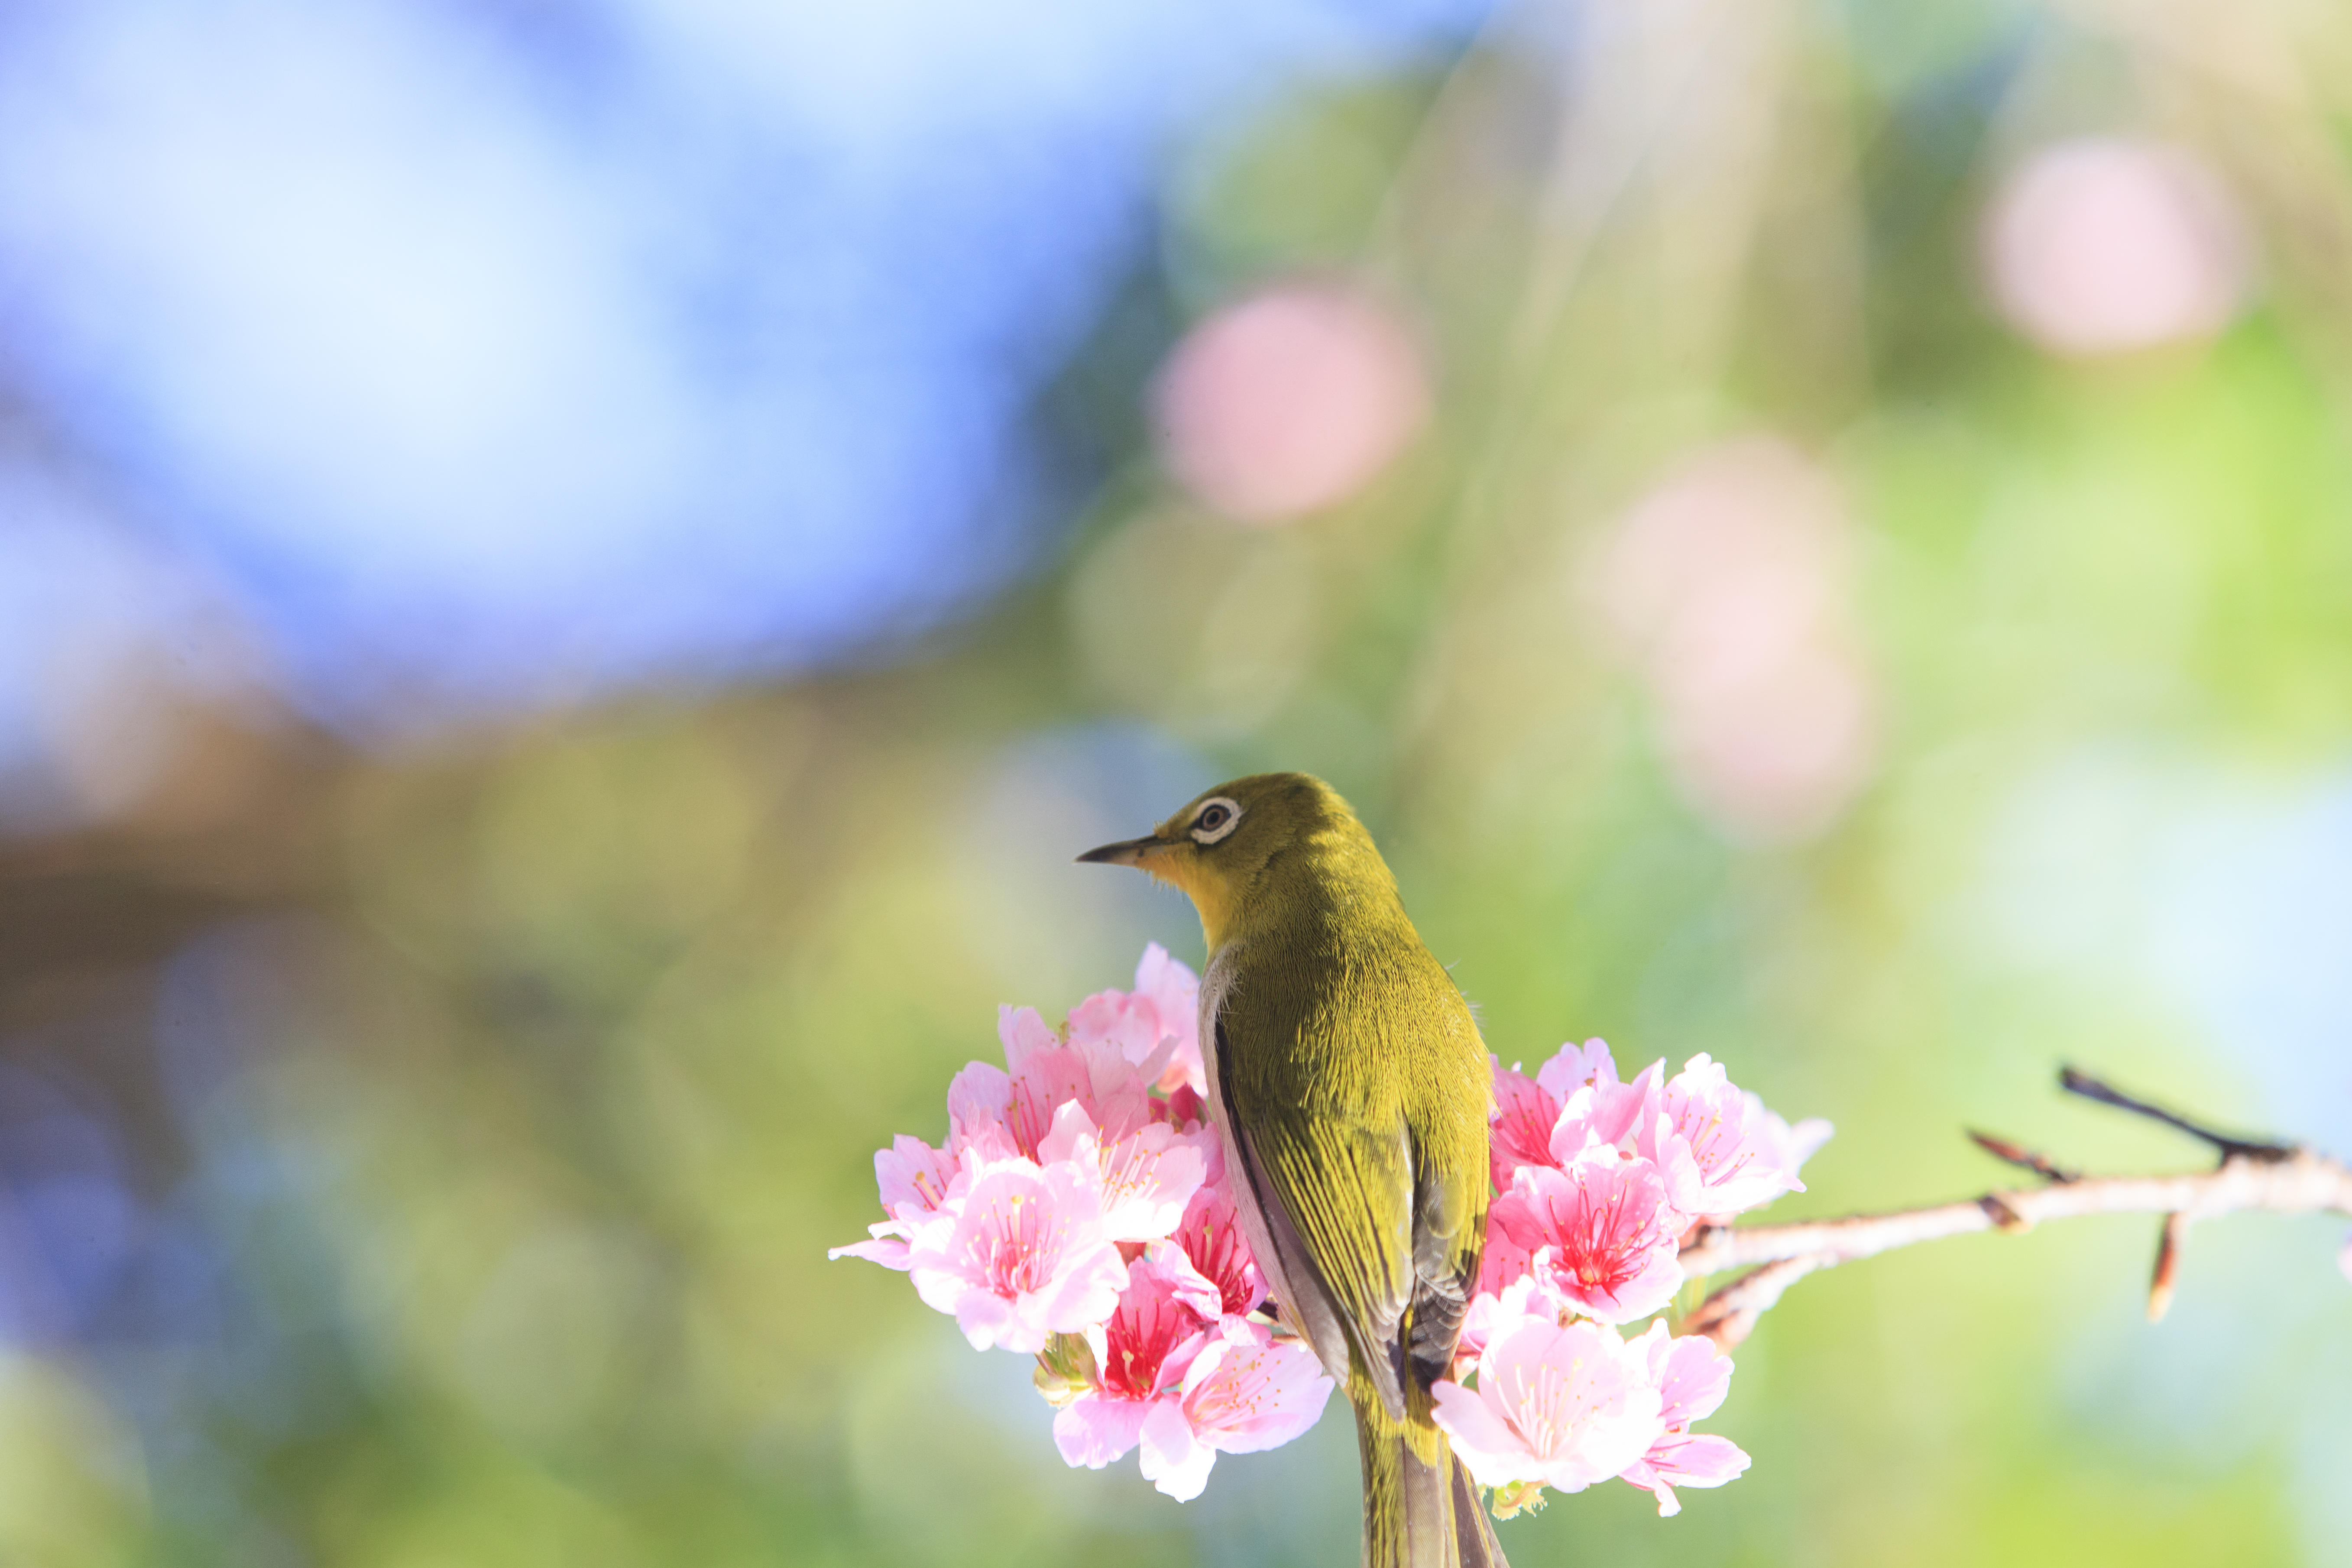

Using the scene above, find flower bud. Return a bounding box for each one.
[1034,1332,1101,1409]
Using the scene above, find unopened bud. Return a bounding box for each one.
[1489,1480,1549,1520]
[1033,1333,1100,1408]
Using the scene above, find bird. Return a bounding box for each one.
[1079,772,1506,1568]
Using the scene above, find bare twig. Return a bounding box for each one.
[1677,1069,2352,1350]
[2057,1067,2297,1162]
[1965,1130,2079,1185]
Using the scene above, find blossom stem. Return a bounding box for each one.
[1675,1068,2352,1350]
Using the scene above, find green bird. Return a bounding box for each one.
[1081,772,1506,1568]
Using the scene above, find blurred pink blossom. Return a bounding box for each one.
[1154,282,1429,523]
[905,1155,1130,1353]
[1592,439,1875,842]
[1432,1312,1665,1493]
[1617,1321,1751,1516]
[1482,1151,1686,1325]
[1984,137,2251,358]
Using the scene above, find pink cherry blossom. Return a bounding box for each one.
[1536,1038,1621,1103]
[1492,1040,1650,1187]
[1038,1100,1211,1244]
[827,1135,965,1270]
[1136,1317,1336,1500]
[1163,1160,1266,1318]
[1065,944,1205,1098]
[1639,1054,1808,1217]
[1456,1272,1558,1364]
[951,1006,1157,1161]
[905,1156,1129,1353]
[1491,1062,1564,1189]
[946,1059,1017,1157]
[1549,1061,1661,1165]
[1054,1254,1213,1471]
[1753,1097,1834,1181]
[1483,1150,1685,1324]
[1618,1321,1751,1515]
[1432,1312,1665,1493]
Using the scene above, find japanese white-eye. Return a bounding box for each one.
[1081,772,1504,1568]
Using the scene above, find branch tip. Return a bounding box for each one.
[1967,1129,2080,1184]
[2147,1212,2190,1323]
[2057,1067,2296,1163]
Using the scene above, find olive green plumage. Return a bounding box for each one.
[1079,773,1506,1568]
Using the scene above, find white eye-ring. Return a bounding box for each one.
[1189,797,1243,844]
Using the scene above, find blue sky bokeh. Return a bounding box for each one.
[0,0,1486,724]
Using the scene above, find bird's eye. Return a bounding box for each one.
[1188,797,1243,845]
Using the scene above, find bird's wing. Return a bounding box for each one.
[1214,1007,1420,1419]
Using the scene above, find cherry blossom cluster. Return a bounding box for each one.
[1435,1040,1831,1516]
[833,948,1830,1521]
[829,946,1334,1501]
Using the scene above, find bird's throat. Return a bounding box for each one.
[1150,856,1238,953]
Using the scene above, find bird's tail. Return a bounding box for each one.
[1354,1374,1508,1568]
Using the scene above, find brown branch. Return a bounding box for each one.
[1676,1068,2352,1351]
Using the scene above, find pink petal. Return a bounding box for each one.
[1620,1432,1751,1514]
[1053,1393,1153,1470]
[1490,1063,1562,1188]
[1642,1055,1804,1216]
[945,1062,1014,1156]
[1173,1173,1267,1317]
[1101,1126,1211,1243]
[828,1231,912,1270]
[1006,1048,1095,1158]
[1432,1377,1544,1487]
[875,1135,958,1220]
[1648,1328,1735,1426]
[949,1290,1019,1351]
[1550,1062,1659,1163]
[1138,1398,1216,1500]
[1135,943,1205,1095]
[1475,1318,1665,1492]
[1498,1156,1685,1325]
[1179,1319,1335,1455]
[1098,1255,1212,1400]
[903,1158,1127,1352]
[998,1004,1060,1071]
[1534,1038,1620,1101]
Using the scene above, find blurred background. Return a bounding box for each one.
[3,0,2351,1563]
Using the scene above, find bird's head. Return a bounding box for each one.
[1077,772,1384,951]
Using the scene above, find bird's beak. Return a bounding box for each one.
[1076,835,1167,868]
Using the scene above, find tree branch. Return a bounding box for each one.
[1676,1068,2352,1350]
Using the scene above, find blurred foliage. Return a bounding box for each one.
[7,3,2352,1566]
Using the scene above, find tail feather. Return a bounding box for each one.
[1354,1376,1510,1568]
